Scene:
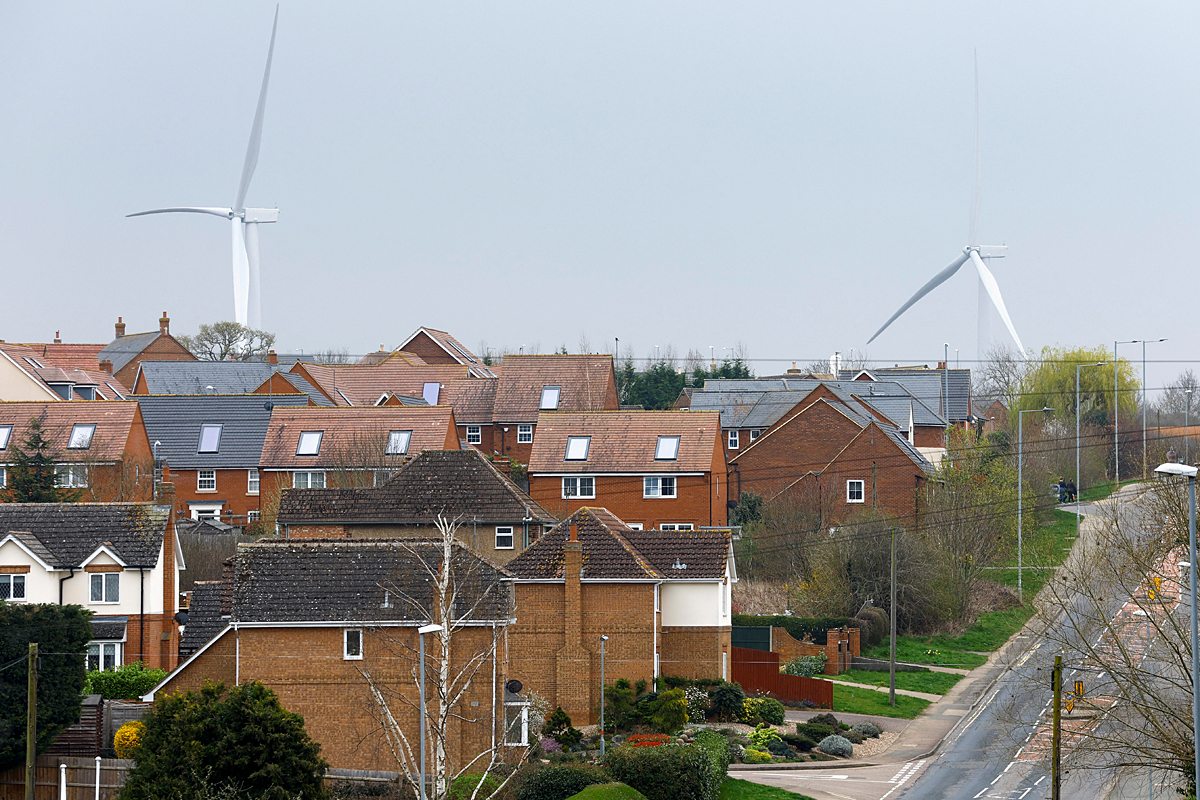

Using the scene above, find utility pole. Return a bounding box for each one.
[25,642,37,800]
[1051,654,1062,800]
[889,527,897,707]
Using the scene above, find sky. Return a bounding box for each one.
[1,2,1196,395]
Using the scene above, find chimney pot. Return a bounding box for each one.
[267,349,278,365]
[54,331,61,344]
[569,522,578,542]
[159,312,170,336]
[99,359,113,375]
[115,317,125,338]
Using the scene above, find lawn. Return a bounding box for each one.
[832,684,930,718]
[861,637,987,669]
[1078,478,1140,503]
[719,778,816,800]
[827,668,962,695]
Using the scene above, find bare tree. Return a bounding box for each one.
[1155,368,1200,426]
[974,342,1029,406]
[178,321,276,362]
[312,348,352,364]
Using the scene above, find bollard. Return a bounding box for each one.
[95,755,102,800]
[59,763,66,800]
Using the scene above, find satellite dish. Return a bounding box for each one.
[505,679,523,694]
[264,402,274,412]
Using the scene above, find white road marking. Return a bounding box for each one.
[1020,789,1032,798]
[990,774,1002,785]
[1035,776,1047,785]
[879,759,925,799]
[973,790,987,799]
[1004,761,1016,773]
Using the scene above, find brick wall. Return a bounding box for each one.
[496,424,535,466]
[768,627,859,675]
[284,521,536,564]
[171,467,262,521]
[913,426,945,448]
[527,473,720,530]
[659,625,729,680]
[113,335,194,388]
[404,332,459,365]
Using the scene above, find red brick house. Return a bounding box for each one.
[96,313,197,389]
[526,410,726,530]
[0,343,128,403]
[728,384,936,526]
[289,359,471,407]
[394,327,498,378]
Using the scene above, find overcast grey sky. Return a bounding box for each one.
[2,2,1196,392]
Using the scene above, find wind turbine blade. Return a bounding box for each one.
[969,49,981,246]
[234,4,279,212]
[127,207,233,219]
[245,222,262,330]
[867,253,970,345]
[969,251,1025,356]
[231,219,250,326]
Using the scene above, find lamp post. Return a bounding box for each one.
[1153,462,1199,796]
[1115,340,1139,494]
[1019,407,1053,603]
[1188,390,1193,464]
[599,635,609,757]
[417,623,444,800]
[1142,339,1168,479]
[1077,362,1106,538]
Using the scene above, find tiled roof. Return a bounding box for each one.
[438,379,497,424]
[97,332,163,374]
[0,401,140,464]
[292,363,471,407]
[693,380,945,431]
[137,394,311,470]
[527,411,719,474]
[278,448,556,525]
[181,582,226,657]
[505,507,730,581]
[260,406,458,469]
[0,503,170,568]
[17,343,107,372]
[838,368,972,422]
[275,372,335,407]
[493,355,617,422]
[90,616,128,641]
[232,539,513,624]
[134,361,278,395]
[397,328,495,377]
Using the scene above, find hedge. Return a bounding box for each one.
[604,744,719,800]
[731,615,854,646]
[519,765,609,800]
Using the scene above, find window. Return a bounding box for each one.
[562,476,595,499]
[727,430,739,450]
[0,425,11,450]
[54,465,87,488]
[565,436,590,461]
[189,503,222,520]
[374,470,395,486]
[293,471,326,489]
[496,526,514,550]
[247,469,260,494]
[655,436,680,460]
[749,429,761,442]
[198,424,222,453]
[517,424,533,444]
[23,356,45,369]
[296,431,323,456]
[540,386,561,410]
[0,575,25,601]
[0,468,5,488]
[86,642,121,671]
[660,523,694,531]
[627,523,643,530]
[504,700,529,746]
[90,573,120,604]
[422,382,441,405]
[344,628,363,660]
[386,430,412,455]
[68,424,96,450]
[847,480,865,503]
[248,511,261,522]
[75,386,96,401]
[197,470,216,491]
[643,476,677,498]
[336,389,354,406]
[466,426,482,445]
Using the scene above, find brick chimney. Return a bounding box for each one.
[99,359,113,375]
[115,317,125,338]
[159,312,170,336]
[266,349,278,365]
[54,331,61,344]
[555,518,592,722]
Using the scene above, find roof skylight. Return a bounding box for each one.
[446,341,477,364]
[198,424,223,454]
[297,431,323,456]
[22,357,45,369]
[68,424,96,450]
[0,426,11,450]
[336,389,354,406]
[565,436,590,461]
[423,382,441,405]
[541,386,561,410]
[655,435,680,460]
[386,430,412,455]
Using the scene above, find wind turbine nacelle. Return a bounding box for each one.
[243,208,280,223]
[974,245,1007,259]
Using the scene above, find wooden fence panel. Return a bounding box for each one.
[730,646,833,708]
[0,756,130,800]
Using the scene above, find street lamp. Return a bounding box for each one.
[1153,461,1198,796]
[417,622,444,800]
[1188,390,1194,464]
[599,635,609,757]
[1019,407,1053,603]
[1142,339,1168,479]
[1077,362,1106,539]
[1115,340,1139,495]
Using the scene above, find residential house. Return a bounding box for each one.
[526,410,726,530]
[97,313,196,389]
[838,365,975,428]
[506,507,735,724]
[147,538,515,774]
[0,343,128,402]
[137,394,311,525]
[727,384,936,525]
[0,498,184,671]
[259,405,461,503]
[277,448,557,563]
[394,327,497,378]
[131,358,332,407]
[0,401,154,501]
[288,359,471,408]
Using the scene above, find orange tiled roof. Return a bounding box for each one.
[18,343,107,372]
[438,379,497,423]
[0,401,139,463]
[493,354,617,422]
[260,406,459,469]
[527,410,720,474]
[292,363,470,407]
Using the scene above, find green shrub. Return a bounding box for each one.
[85,663,167,700]
[794,723,835,742]
[853,608,890,647]
[780,733,815,752]
[545,707,583,748]
[658,676,724,690]
[683,687,710,723]
[746,724,781,751]
[646,689,687,733]
[817,735,853,758]
[780,654,827,678]
[741,749,772,764]
[851,722,881,738]
[692,731,731,790]
[518,765,608,800]
[844,730,864,745]
[604,681,642,731]
[449,774,502,800]
[731,615,852,646]
[604,744,719,800]
[740,697,785,726]
[807,713,840,729]
[709,682,745,722]
[766,739,791,757]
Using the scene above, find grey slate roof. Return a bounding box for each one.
[180,582,226,657]
[134,361,334,407]
[278,372,335,407]
[0,504,169,568]
[838,368,972,422]
[232,539,514,624]
[278,448,556,525]
[97,332,161,374]
[137,394,311,470]
[694,380,945,432]
[91,616,128,641]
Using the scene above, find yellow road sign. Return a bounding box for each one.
[1150,576,1162,599]
[1065,695,1075,713]
[1074,680,1084,699]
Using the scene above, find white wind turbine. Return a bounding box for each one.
[867,53,1026,360]
[129,6,280,330]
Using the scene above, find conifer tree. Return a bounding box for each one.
[3,417,80,503]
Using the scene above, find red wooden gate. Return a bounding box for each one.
[730,646,833,708]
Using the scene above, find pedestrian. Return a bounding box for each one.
[1058,477,1067,503]
[1066,479,1076,502]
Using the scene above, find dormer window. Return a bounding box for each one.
[68,424,96,450]
[386,430,412,455]
[198,424,223,453]
[423,382,441,405]
[565,436,590,461]
[655,435,680,460]
[297,431,323,456]
[0,426,11,450]
[75,386,96,401]
[540,386,561,410]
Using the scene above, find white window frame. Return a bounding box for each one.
[562,476,595,499]
[374,470,395,486]
[343,628,364,660]
[540,386,561,411]
[68,424,96,450]
[627,523,643,530]
[386,430,413,455]
[89,573,120,604]
[296,431,324,456]
[660,523,694,531]
[504,701,530,746]
[0,574,26,601]
[517,424,533,444]
[565,436,590,461]
[495,526,514,550]
[466,426,482,445]
[293,471,327,489]
[643,476,677,499]
[197,470,217,491]
[54,465,87,488]
[86,641,122,672]
[189,503,223,520]
[247,468,260,495]
[727,430,739,450]
[749,429,761,441]
[0,425,11,450]
[847,479,865,504]
[655,435,680,461]
[0,467,6,488]
[248,510,261,522]
[198,424,222,453]
[422,382,441,405]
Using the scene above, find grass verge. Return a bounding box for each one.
[832,684,930,718]
[1079,478,1140,503]
[567,785,649,800]
[719,778,816,800]
[826,668,963,695]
